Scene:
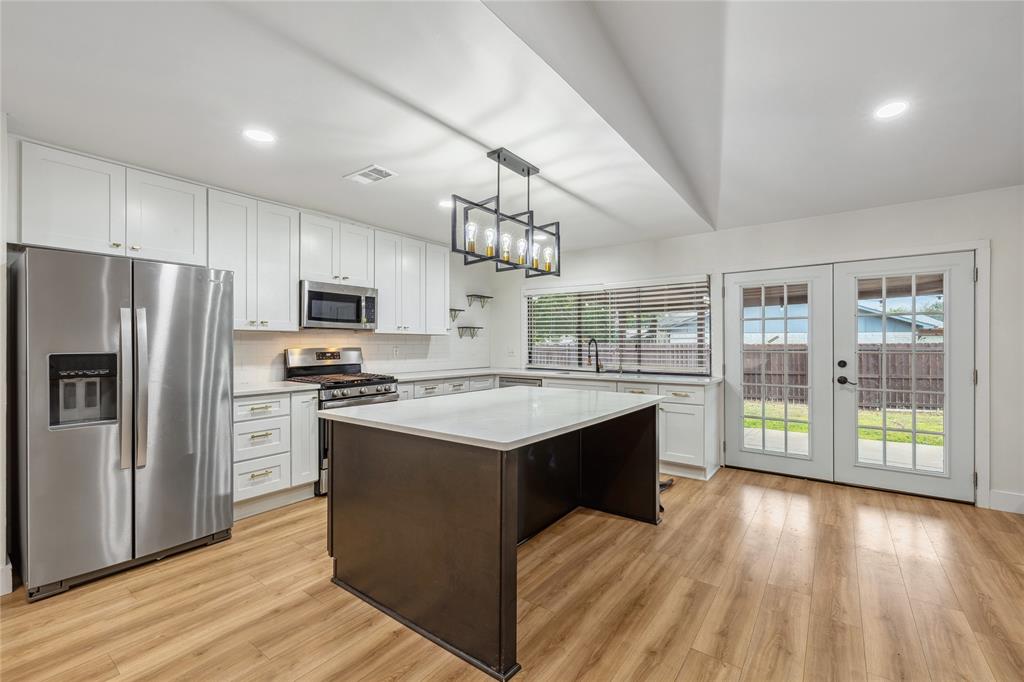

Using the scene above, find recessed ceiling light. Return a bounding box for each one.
[438,199,453,209]
[873,100,909,120]
[243,128,276,143]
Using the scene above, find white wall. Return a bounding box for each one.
[235,253,493,384]
[489,185,1024,511]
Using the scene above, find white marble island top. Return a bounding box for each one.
[318,386,663,450]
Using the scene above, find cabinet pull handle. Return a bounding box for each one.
[249,404,273,411]
[342,276,350,280]
[249,431,273,439]
[249,469,274,479]
[333,275,340,279]
[628,389,646,394]
[130,245,141,251]
[672,392,691,398]
[248,320,257,325]
[111,242,122,248]
[259,320,269,326]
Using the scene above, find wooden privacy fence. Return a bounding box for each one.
[742,344,943,409]
[528,342,708,372]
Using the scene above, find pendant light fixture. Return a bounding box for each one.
[449,148,560,278]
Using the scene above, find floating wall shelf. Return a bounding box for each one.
[457,326,484,339]
[449,308,465,323]
[466,294,493,309]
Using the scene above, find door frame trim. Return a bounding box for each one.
[716,239,991,508]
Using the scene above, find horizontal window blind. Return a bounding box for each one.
[526,278,711,375]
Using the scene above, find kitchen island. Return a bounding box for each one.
[319,386,663,680]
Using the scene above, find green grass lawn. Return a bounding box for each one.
[743,400,944,445]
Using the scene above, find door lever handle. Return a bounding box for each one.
[836,376,857,386]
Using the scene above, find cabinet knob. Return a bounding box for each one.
[110,242,122,248]
[130,245,141,251]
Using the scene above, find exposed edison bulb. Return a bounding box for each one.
[500,232,512,261]
[531,242,541,269]
[465,222,478,252]
[543,246,554,272]
[516,237,528,265]
[484,227,496,257]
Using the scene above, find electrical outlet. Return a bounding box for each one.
[392,345,400,358]
[506,345,515,357]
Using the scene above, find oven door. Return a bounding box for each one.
[301,280,377,330]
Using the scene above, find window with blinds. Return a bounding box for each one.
[526,278,711,375]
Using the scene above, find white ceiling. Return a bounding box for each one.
[488,0,1024,228]
[3,2,1021,247]
[0,1,709,251]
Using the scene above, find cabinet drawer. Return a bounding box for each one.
[469,377,495,391]
[658,385,705,405]
[234,416,290,462]
[445,378,470,394]
[543,379,617,392]
[234,394,291,421]
[618,382,658,395]
[414,381,446,398]
[234,453,291,501]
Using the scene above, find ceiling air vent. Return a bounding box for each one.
[344,164,397,185]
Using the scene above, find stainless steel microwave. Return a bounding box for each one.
[300,281,377,330]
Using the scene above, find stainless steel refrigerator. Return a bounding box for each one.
[11,247,234,600]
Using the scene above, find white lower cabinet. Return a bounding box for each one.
[469,377,495,392]
[232,391,319,503]
[397,384,414,401]
[290,391,319,486]
[659,402,705,467]
[635,381,721,480]
[414,381,445,399]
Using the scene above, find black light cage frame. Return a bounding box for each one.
[449,148,560,278]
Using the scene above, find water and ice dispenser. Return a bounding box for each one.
[48,354,118,427]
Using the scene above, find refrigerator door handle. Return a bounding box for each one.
[120,308,133,470]
[135,307,149,469]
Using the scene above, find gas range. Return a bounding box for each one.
[284,347,398,405]
[287,372,398,402]
[284,347,399,497]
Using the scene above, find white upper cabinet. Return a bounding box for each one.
[400,238,426,334]
[208,190,258,329]
[300,213,374,288]
[20,141,127,255]
[209,194,298,331]
[373,231,402,333]
[299,212,339,284]
[338,221,374,287]
[125,169,207,265]
[256,202,300,331]
[424,243,450,335]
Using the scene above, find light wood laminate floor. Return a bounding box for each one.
[3,468,1023,681]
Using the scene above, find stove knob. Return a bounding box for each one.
[384,384,393,392]
[341,389,350,397]
[359,387,368,395]
[375,385,384,393]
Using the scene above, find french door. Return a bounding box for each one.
[724,265,834,480]
[724,252,976,501]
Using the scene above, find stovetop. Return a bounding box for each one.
[288,372,396,388]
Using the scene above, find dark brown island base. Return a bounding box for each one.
[319,386,664,680]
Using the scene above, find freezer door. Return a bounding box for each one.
[132,260,234,557]
[18,248,133,589]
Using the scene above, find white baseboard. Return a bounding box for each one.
[233,484,316,520]
[989,489,1024,515]
[1,558,12,596]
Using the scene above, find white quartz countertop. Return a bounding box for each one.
[233,381,316,397]
[234,368,721,397]
[318,386,663,450]
[390,367,723,385]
